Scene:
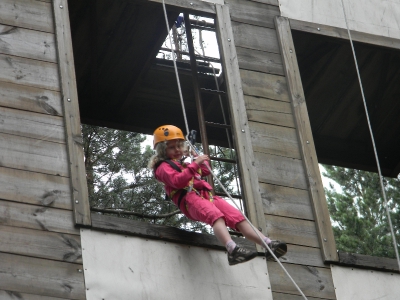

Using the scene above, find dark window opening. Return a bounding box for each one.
[292,30,400,258]
[68,0,245,233]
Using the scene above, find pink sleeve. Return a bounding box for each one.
[199,160,211,176]
[155,161,203,189]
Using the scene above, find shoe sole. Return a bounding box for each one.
[266,243,287,261]
[229,252,258,266]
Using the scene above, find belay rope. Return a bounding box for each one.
[161,1,309,299]
[340,0,400,271]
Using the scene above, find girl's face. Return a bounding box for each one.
[166,139,184,160]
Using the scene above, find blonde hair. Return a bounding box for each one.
[147,140,185,171]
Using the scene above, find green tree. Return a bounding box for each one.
[323,165,400,258]
[82,124,239,233]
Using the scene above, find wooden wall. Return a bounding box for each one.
[228,0,336,299]
[0,0,85,299]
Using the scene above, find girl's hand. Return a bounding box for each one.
[191,149,198,157]
[194,154,209,165]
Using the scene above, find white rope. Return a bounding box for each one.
[340,0,400,270]
[161,3,189,136]
[161,1,309,298]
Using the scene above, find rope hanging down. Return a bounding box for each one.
[340,0,400,271]
[161,1,308,299]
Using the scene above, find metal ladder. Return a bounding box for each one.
[183,13,243,207]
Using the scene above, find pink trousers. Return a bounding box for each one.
[180,190,245,231]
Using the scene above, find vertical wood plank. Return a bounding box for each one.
[215,4,267,242]
[52,0,91,226]
[274,16,338,262]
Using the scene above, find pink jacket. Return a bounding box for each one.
[155,160,212,202]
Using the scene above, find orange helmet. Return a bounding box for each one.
[153,125,184,148]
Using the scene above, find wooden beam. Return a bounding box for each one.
[91,213,257,251]
[0,252,85,299]
[0,199,79,235]
[0,80,62,116]
[337,251,399,273]
[275,16,338,262]
[120,0,216,16]
[244,95,294,128]
[267,262,336,299]
[259,182,314,221]
[0,24,57,63]
[52,0,91,226]
[0,132,69,177]
[255,0,279,6]
[0,53,59,91]
[0,166,72,210]
[215,4,267,243]
[265,214,319,248]
[290,19,400,50]
[249,121,301,159]
[255,151,308,190]
[236,46,284,76]
[0,0,54,33]
[227,0,279,29]
[232,21,281,53]
[0,106,64,144]
[0,290,66,300]
[147,0,216,15]
[0,224,82,263]
[240,69,290,102]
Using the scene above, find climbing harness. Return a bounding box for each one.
[157,159,213,210]
[340,0,400,271]
[161,1,309,299]
[159,159,189,207]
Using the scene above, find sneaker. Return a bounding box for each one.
[265,240,287,261]
[228,245,258,266]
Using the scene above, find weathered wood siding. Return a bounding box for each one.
[0,0,85,299]
[228,0,336,299]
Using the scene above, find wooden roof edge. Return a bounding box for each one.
[88,212,262,254]
[318,157,397,179]
[333,251,400,273]
[289,19,400,50]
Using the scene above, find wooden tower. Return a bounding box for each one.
[0,0,399,299]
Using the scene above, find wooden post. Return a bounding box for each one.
[274,16,338,262]
[52,0,91,226]
[215,5,267,242]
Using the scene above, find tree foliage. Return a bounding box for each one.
[82,124,238,234]
[323,165,400,258]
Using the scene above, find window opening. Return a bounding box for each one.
[321,165,399,259]
[292,29,400,260]
[70,3,246,234]
[156,11,244,212]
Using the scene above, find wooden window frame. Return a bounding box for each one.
[52,0,266,232]
[276,16,400,272]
